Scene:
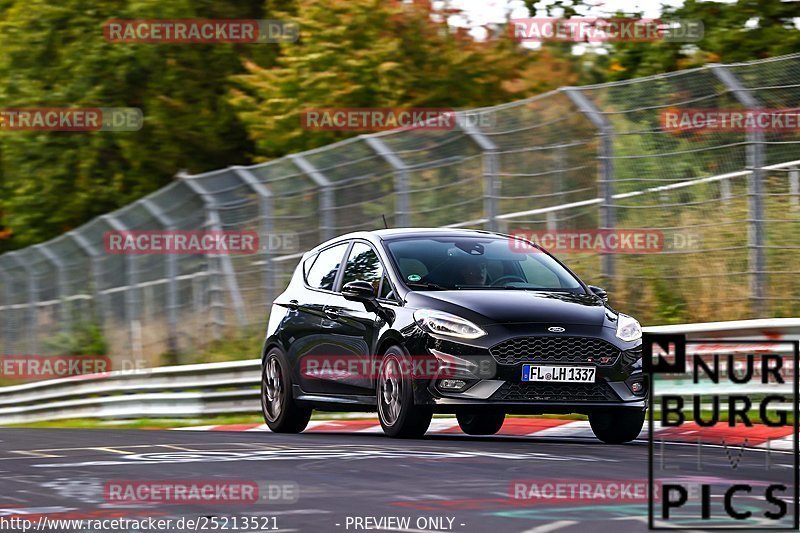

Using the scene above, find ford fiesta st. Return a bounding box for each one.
[261,228,646,442]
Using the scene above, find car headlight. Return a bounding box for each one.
[414,309,486,339]
[616,313,642,342]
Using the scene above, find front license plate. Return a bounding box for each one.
[521,364,596,383]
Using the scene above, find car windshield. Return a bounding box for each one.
[385,236,585,291]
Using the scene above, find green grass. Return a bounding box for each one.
[175,328,265,365]
[2,414,265,429]
[1,412,591,429]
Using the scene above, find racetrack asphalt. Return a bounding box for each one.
[0,427,795,532]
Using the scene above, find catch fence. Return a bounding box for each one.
[1,53,799,363]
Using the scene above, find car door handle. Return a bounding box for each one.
[286,300,299,310]
[324,308,340,319]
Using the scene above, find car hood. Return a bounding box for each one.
[407,290,609,326]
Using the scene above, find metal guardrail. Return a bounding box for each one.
[646,318,800,339]
[0,319,796,425]
[0,360,261,425]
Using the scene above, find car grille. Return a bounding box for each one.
[491,381,620,402]
[490,336,621,366]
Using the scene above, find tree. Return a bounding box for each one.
[229,0,555,158]
[524,0,800,82]
[0,0,291,251]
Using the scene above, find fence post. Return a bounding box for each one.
[101,214,140,359]
[177,178,223,340]
[553,143,566,215]
[179,173,248,331]
[0,267,12,355]
[564,87,615,290]
[140,198,179,355]
[231,166,276,307]
[68,231,105,330]
[361,135,411,228]
[34,244,69,336]
[790,167,799,210]
[720,177,732,201]
[6,252,38,354]
[711,64,766,317]
[289,154,335,241]
[461,121,499,232]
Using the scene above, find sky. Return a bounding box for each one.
[443,0,687,37]
[442,0,799,51]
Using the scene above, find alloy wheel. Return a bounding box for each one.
[263,356,283,422]
[379,357,403,426]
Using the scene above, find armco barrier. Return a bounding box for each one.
[0,360,261,425]
[0,319,797,425]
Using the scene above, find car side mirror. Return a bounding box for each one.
[342,280,395,324]
[588,285,608,302]
[342,280,376,303]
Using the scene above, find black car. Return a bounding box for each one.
[261,228,647,442]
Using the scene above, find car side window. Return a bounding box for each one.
[302,255,315,278]
[341,242,384,296]
[306,242,348,291]
[378,273,396,301]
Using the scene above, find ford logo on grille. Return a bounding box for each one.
[547,326,566,333]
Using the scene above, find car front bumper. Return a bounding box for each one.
[406,327,648,414]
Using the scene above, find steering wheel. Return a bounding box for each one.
[491,275,526,287]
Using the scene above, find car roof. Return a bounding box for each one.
[352,227,505,240]
[304,228,517,256]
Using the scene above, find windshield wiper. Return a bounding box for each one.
[498,286,577,293]
[406,282,448,291]
[457,285,559,290]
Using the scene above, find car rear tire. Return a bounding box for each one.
[589,408,645,444]
[377,346,433,438]
[456,411,505,435]
[262,348,312,433]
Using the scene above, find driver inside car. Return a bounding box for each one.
[459,256,488,286]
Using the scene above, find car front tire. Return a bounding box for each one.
[377,346,433,438]
[262,348,312,433]
[456,411,505,435]
[589,408,645,444]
